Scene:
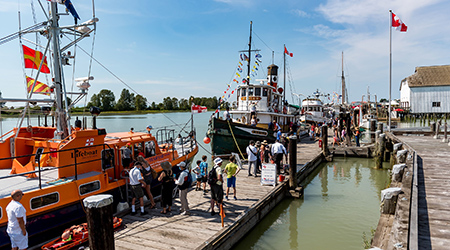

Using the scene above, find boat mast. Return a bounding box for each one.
[341,51,345,105]
[283,44,286,109]
[50,2,70,139]
[246,21,252,85]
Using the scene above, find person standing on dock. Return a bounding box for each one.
[6,190,27,250]
[175,162,191,215]
[199,155,209,194]
[129,162,148,216]
[224,155,240,201]
[246,140,258,177]
[158,161,174,214]
[271,140,287,175]
[210,158,224,216]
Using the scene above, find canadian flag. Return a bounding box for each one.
[191,104,207,113]
[391,12,407,32]
[284,46,293,57]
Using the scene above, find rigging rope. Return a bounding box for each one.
[227,120,246,160]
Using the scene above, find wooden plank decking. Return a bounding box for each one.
[112,139,321,250]
[396,135,450,250]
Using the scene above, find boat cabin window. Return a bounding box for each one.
[0,207,2,220]
[255,87,261,96]
[79,180,101,195]
[101,149,115,170]
[248,87,254,96]
[145,140,156,157]
[262,88,268,97]
[30,192,59,210]
[241,88,246,97]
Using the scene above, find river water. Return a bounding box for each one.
[0,111,212,164]
[233,157,391,250]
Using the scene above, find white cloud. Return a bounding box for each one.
[292,9,309,18]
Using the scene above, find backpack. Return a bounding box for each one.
[208,166,218,185]
[179,170,192,190]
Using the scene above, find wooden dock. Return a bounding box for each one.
[110,138,322,250]
[395,135,450,249]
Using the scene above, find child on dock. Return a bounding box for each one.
[224,155,240,200]
[193,160,202,191]
[199,155,208,194]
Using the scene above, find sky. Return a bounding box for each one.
[1,0,450,107]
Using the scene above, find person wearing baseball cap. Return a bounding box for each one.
[175,162,190,215]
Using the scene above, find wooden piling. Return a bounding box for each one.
[381,188,402,215]
[83,194,115,250]
[370,119,377,143]
[288,135,297,190]
[321,125,329,157]
[374,134,385,169]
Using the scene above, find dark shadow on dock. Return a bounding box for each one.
[417,155,432,250]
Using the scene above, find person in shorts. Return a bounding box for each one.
[210,157,223,216]
[193,160,202,191]
[6,189,27,250]
[129,162,148,215]
[199,155,208,194]
[224,155,240,200]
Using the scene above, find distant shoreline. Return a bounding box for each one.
[0,109,199,118]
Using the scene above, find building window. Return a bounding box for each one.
[79,181,101,195]
[30,192,59,210]
[255,87,261,96]
[432,102,441,107]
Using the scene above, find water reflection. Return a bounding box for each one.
[233,157,390,250]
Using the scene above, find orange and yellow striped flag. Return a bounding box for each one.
[26,76,51,96]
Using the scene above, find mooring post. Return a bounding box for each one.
[83,194,115,250]
[443,121,448,143]
[381,187,402,214]
[392,163,407,182]
[288,135,297,189]
[434,120,441,139]
[370,119,377,143]
[321,125,329,157]
[377,122,383,134]
[375,134,385,169]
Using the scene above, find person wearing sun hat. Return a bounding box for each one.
[210,157,224,216]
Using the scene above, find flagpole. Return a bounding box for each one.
[283,44,286,109]
[388,10,393,132]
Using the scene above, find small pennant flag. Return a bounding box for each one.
[26,76,51,96]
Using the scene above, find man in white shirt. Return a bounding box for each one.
[246,140,258,177]
[175,162,190,215]
[271,140,287,175]
[223,107,231,121]
[129,162,148,216]
[6,189,27,250]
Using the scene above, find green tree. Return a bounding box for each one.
[135,94,147,111]
[116,88,135,111]
[171,97,179,110]
[97,89,116,111]
[178,98,189,110]
[162,96,173,110]
[150,101,157,110]
[87,93,101,108]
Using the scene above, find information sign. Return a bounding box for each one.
[260,163,277,186]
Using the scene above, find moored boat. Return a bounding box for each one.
[206,22,298,157]
[0,1,197,249]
